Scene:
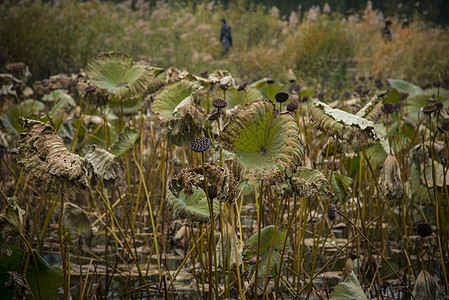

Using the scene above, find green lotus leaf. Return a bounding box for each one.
[404,88,449,122]
[19,99,45,113]
[244,225,291,277]
[26,250,63,300]
[218,100,304,183]
[85,52,163,100]
[290,167,334,198]
[41,89,68,102]
[219,87,263,110]
[151,81,200,119]
[0,245,63,300]
[387,79,422,95]
[166,186,219,223]
[250,78,283,101]
[85,144,123,186]
[329,271,367,300]
[109,126,140,157]
[1,105,22,136]
[49,92,76,129]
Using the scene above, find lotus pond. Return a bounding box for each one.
[1,50,449,299]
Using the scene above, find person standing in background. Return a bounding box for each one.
[220,18,232,56]
[398,20,411,37]
[382,20,392,41]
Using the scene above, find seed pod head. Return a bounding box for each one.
[212,98,227,109]
[394,103,402,111]
[375,79,384,89]
[422,105,437,115]
[323,79,330,86]
[84,85,96,93]
[343,92,351,99]
[416,222,432,238]
[359,76,366,82]
[248,256,263,265]
[400,92,409,100]
[302,95,310,102]
[266,78,274,84]
[275,91,289,103]
[435,102,443,111]
[333,222,347,230]
[208,112,219,121]
[287,101,299,112]
[237,80,248,91]
[377,91,387,98]
[427,95,437,102]
[190,137,210,152]
[327,159,340,171]
[289,78,296,83]
[362,88,370,95]
[382,103,395,114]
[292,85,302,92]
[200,70,208,78]
[327,204,337,221]
[433,80,442,88]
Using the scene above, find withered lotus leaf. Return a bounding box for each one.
[169,163,236,203]
[84,145,123,187]
[218,100,304,183]
[378,154,403,200]
[290,166,334,199]
[17,119,88,196]
[84,51,164,100]
[309,99,384,150]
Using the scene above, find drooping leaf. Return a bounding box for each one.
[378,154,404,200]
[309,99,385,151]
[26,250,63,300]
[85,51,164,100]
[109,126,140,157]
[0,197,25,256]
[166,186,219,223]
[412,270,445,300]
[329,271,368,300]
[151,81,200,119]
[17,119,89,196]
[84,144,123,186]
[331,173,353,202]
[387,79,422,95]
[218,100,304,183]
[290,166,334,198]
[244,225,291,277]
[62,202,92,240]
[217,224,243,268]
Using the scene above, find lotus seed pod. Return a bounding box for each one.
[275,91,289,103]
[422,105,437,114]
[287,101,299,112]
[382,103,395,114]
[190,137,210,152]
[327,204,337,221]
[237,80,247,91]
[435,102,443,110]
[212,98,227,108]
[416,222,432,238]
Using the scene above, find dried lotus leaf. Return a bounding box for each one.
[290,166,334,199]
[17,119,88,196]
[169,163,236,203]
[84,145,122,187]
